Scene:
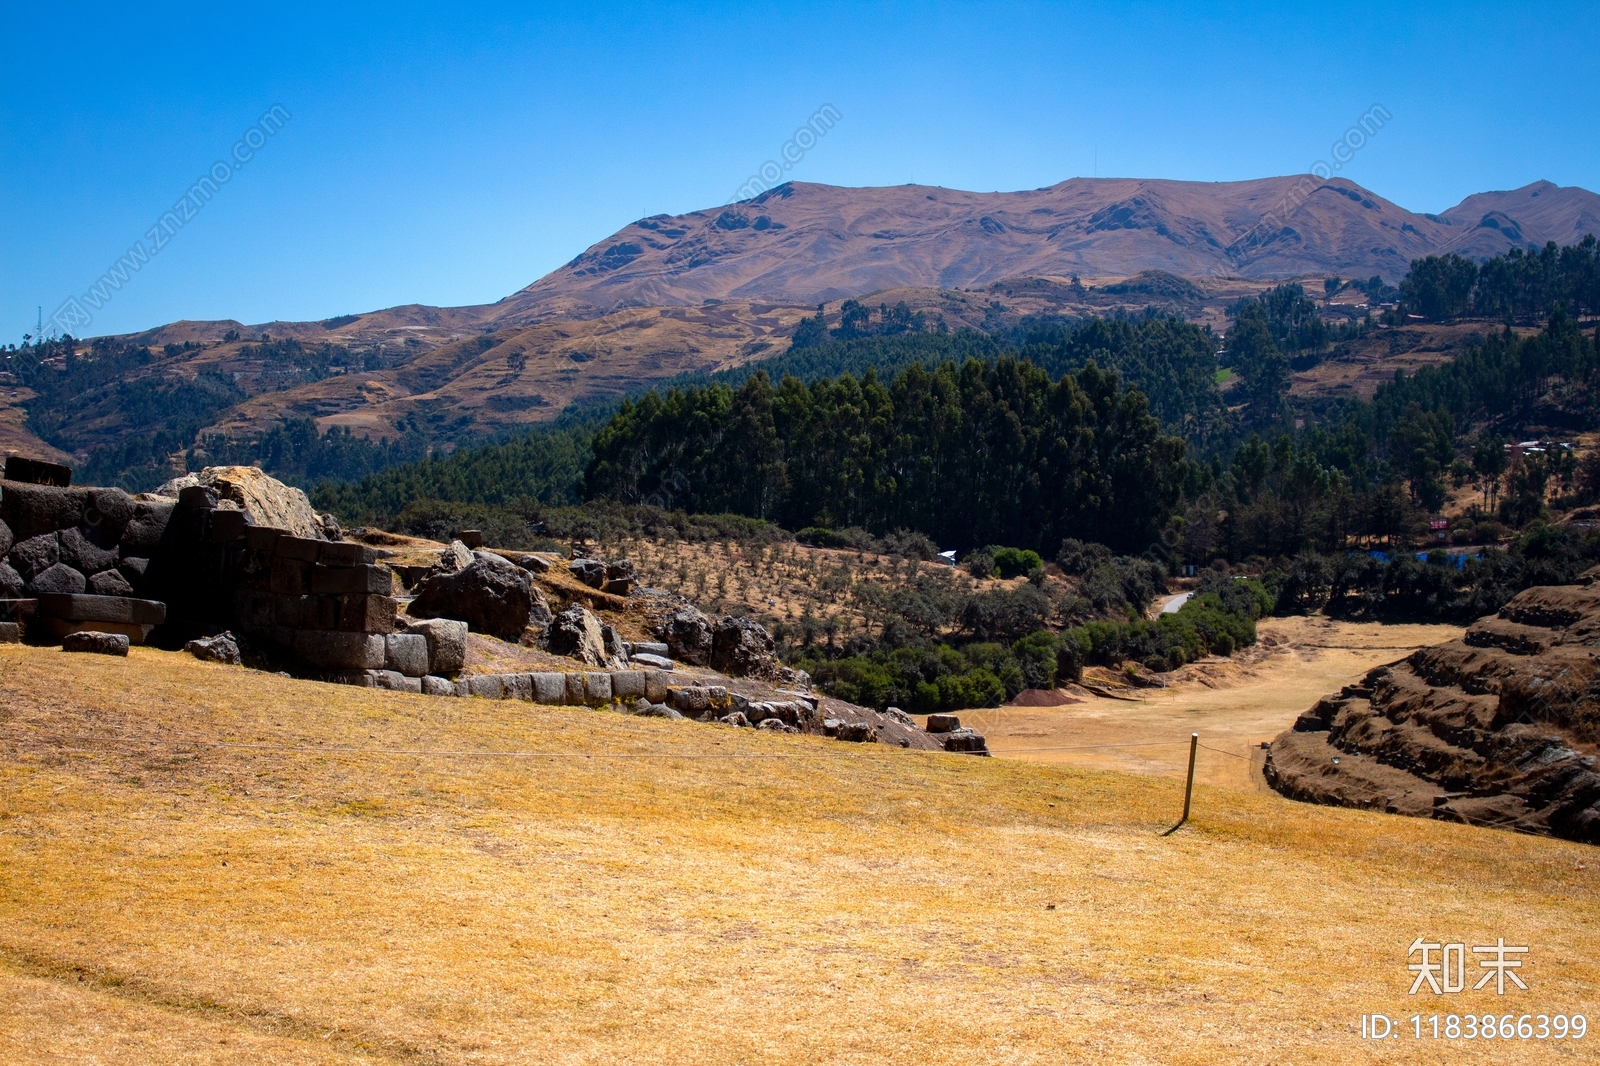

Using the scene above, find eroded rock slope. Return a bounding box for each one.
[1265,575,1600,844]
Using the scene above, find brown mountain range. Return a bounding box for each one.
[492,177,1600,323]
[4,176,1597,468]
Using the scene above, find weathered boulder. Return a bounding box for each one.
[0,562,23,598]
[63,630,129,656]
[719,711,751,727]
[436,539,474,573]
[604,624,629,664]
[408,550,550,642]
[0,517,11,558]
[517,553,551,573]
[632,699,684,719]
[942,727,990,754]
[28,563,86,596]
[398,617,469,676]
[925,713,961,733]
[88,569,134,597]
[711,616,777,677]
[836,721,878,743]
[568,557,607,589]
[655,605,713,665]
[9,533,59,580]
[160,466,325,539]
[548,604,609,666]
[185,632,241,665]
[58,526,118,575]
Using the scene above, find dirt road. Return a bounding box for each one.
[960,616,1463,792]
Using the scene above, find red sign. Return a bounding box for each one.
[1429,520,1449,530]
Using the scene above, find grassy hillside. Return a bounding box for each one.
[2,643,1595,1063]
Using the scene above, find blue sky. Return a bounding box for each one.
[3,1,1596,339]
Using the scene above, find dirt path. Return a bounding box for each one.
[961,616,1464,792]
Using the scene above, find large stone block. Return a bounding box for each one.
[0,517,11,558]
[337,593,397,634]
[57,526,118,575]
[234,589,276,630]
[119,500,175,556]
[0,621,18,643]
[275,535,324,563]
[244,526,285,554]
[399,616,466,674]
[531,672,567,704]
[384,633,429,678]
[88,569,134,597]
[0,482,86,538]
[292,630,385,670]
[27,564,86,596]
[421,675,455,697]
[272,594,308,629]
[585,672,612,704]
[502,672,533,701]
[316,541,379,567]
[611,670,646,699]
[373,669,421,693]
[9,533,58,580]
[42,617,153,644]
[644,669,669,703]
[326,669,416,692]
[206,508,250,542]
[309,564,392,595]
[62,630,129,656]
[83,488,132,538]
[564,672,585,705]
[276,594,336,630]
[3,456,71,486]
[269,558,311,595]
[467,674,504,699]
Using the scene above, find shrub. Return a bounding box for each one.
[992,547,1044,579]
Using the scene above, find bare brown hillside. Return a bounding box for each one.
[493,177,1600,322]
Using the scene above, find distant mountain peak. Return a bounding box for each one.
[491,176,1599,325]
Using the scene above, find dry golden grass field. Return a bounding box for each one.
[2,642,1596,1064]
[971,616,1466,791]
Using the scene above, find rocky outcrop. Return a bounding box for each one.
[158,466,326,540]
[1266,579,1600,845]
[548,604,624,668]
[408,550,552,642]
[655,605,714,665]
[711,616,778,678]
